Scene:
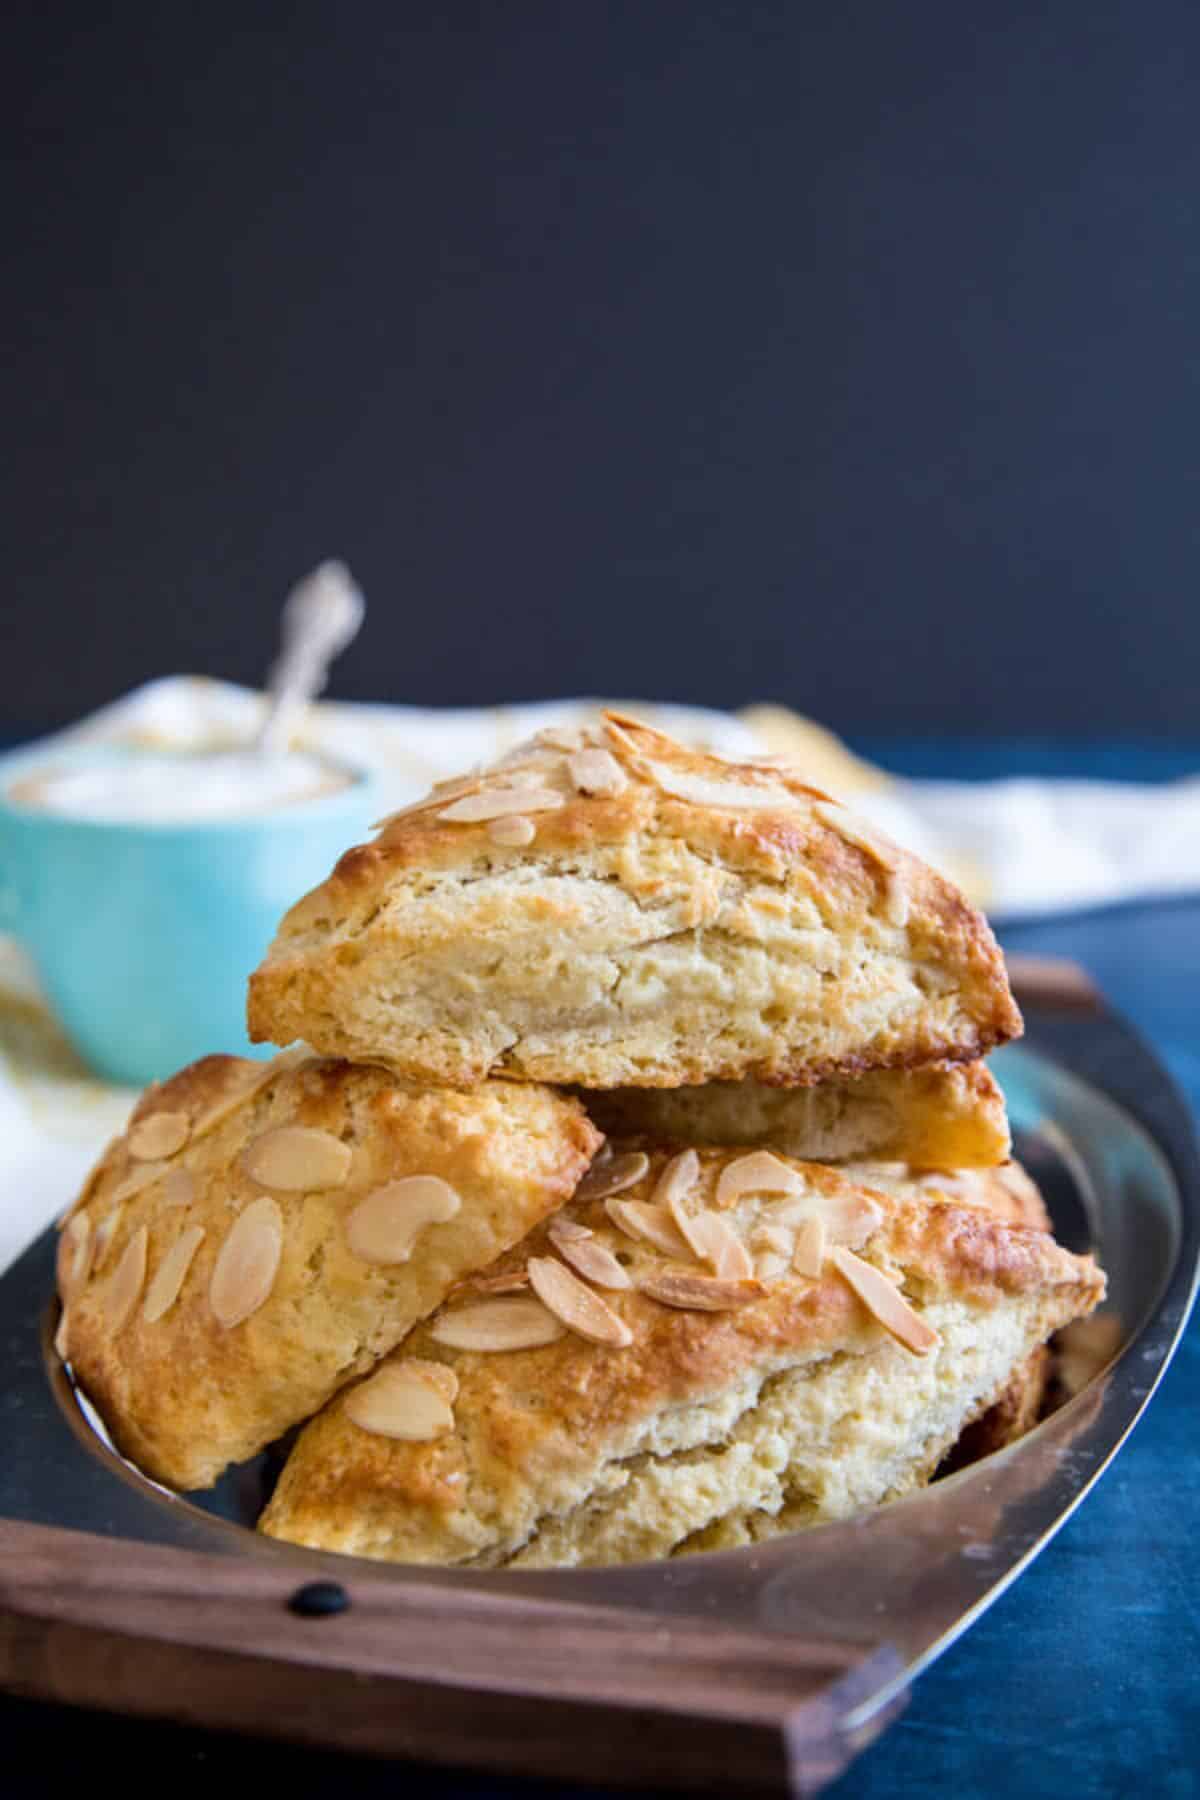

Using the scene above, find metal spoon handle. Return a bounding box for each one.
[256,561,366,753]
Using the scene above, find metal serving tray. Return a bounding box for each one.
[1,996,1197,1796]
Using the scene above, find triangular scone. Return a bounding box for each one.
[247,714,1022,1089]
[583,1060,1011,1169]
[258,1146,1102,1568]
[57,1051,599,1490]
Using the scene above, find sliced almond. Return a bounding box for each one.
[93,1205,125,1270]
[654,1148,700,1212]
[210,1197,283,1329]
[143,1226,206,1323]
[56,1213,93,1303]
[527,1256,633,1347]
[684,1212,755,1280]
[54,1307,71,1361]
[345,1175,461,1264]
[344,1359,457,1441]
[437,785,565,823]
[604,1197,695,1260]
[430,1295,565,1351]
[163,1167,197,1209]
[189,1047,314,1144]
[103,1225,148,1332]
[754,1251,791,1282]
[715,1151,804,1209]
[531,725,586,752]
[645,762,797,811]
[829,1247,941,1355]
[568,748,628,797]
[127,1111,191,1161]
[792,1215,826,1278]
[549,1225,632,1290]
[112,1161,170,1206]
[814,801,899,871]
[775,1189,883,1249]
[883,872,910,928]
[452,1267,531,1297]
[487,814,536,847]
[547,1216,593,1243]
[577,1151,649,1202]
[637,1266,764,1311]
[242,1125,352,1192]
[752,1223,794,1258]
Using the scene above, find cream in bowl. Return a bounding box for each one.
[0,741,380,1086]
[8,747,353,823]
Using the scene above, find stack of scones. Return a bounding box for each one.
[56,713,1104,1566]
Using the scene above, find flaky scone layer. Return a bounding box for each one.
[259,1149,1102,1567]
[58,1052,599,1489]
[583,1060,1010,1168]
[247,714,1021,1089]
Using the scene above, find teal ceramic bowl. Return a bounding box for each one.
[0,741,381,1087]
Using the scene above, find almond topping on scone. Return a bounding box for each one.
[527,1257,633,1347]
[210,1197,283,1328]
[127,1111,191,1161]
[345,1176,462,1264]
[345,1360,458,1441]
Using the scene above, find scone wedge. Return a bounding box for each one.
[583,1059,1011,1169]
[259,1146,1102,1567]
[247,714,1022,1089]
[57,1050,599,1489]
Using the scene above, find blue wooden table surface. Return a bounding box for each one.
[3,740,1198,1796]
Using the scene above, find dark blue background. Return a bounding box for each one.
[5,1,1200,733]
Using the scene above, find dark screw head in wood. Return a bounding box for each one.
[287,1580,350,1619]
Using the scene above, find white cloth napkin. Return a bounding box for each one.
[3,676,1195,1270]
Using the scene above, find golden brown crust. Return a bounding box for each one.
[59,1052,600,1489]
[840,1160,1051,1232]
[247,714,1022,1089]
[259,1148,1102,1566]
[583,1060,1011,1169]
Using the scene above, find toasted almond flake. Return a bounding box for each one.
[547,1216,593,1243]
[715,1151,804,1209]
[883,872,910,928]
[549,1226,632,1290]
[345,1175,461,1264]
[814,801,899,871]
[487,814,536,847]
[143,1226,206,1323]
[54,1307,71,1361]
[430,1295,565,1351]
[527,1256,633,1346]
[93,1205,125,1270]
[437,785,565,823]
[56,1213,93,1303]
[189,1047,314,1145]
[344,1359,457,1441]
[683,1211,755,1280]
[127,1110,191,1161]
[654,1148,700,1212]
[754,1251,791,1282]
[452,1267,532,1297]
[531,726,586,752]
[577,1151,649,1202]
[103,1225,148,1332]
[637,1267,764,1311]
[829,1247,941,1355]
[792,1215,826,1278]
[752,1223,794,1258]
[210,1197,283,1329]
[645,761,796,811]
[112,1160,170,1205]
[568,748,628,797]
[163,1167,197,1209]
[242,1125,352,1192]
[775,1189,883,1249]
[604,1197,695,1260]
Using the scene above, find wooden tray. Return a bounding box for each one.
[3,976,1197,1795]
